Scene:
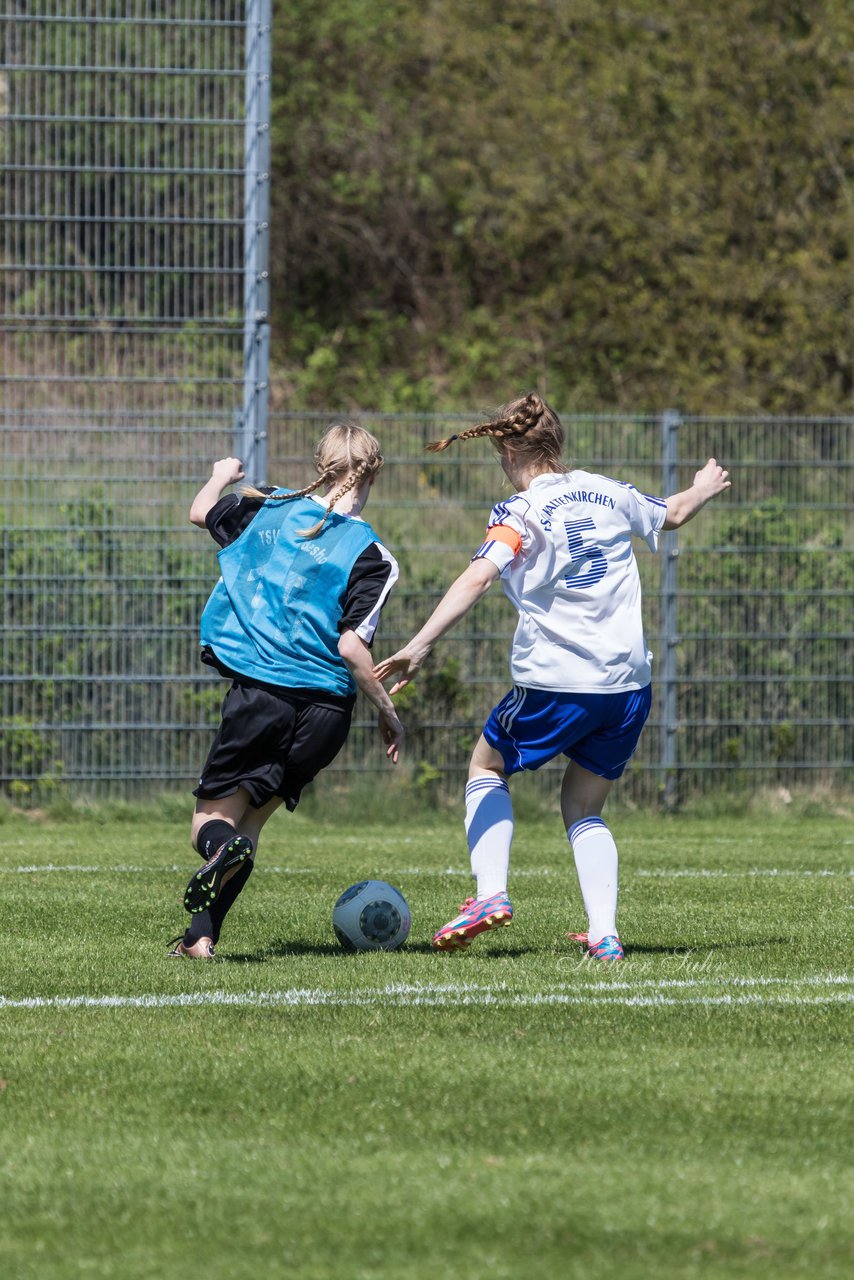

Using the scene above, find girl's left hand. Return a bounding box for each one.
[693,458,730,497]
[373,648,423,695]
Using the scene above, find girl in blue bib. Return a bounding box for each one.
[169,423,403,959]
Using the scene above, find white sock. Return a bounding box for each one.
[465,776,513,899]
[568,817,618,945]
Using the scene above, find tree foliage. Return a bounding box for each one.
[270,0,853,413]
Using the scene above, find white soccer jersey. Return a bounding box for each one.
[473,470,668,692]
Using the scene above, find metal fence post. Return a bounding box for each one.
[239,0,272,484]
[660,409,681,809]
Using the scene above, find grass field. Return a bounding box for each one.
[1,803,851,1279]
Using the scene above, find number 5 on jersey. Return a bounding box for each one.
[564,517,607,588]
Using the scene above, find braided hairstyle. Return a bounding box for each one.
[425,392,568,474]
[242,422,384,539]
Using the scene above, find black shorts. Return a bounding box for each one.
[194,682,353,811]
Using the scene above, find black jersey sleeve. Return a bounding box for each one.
[338,542,399,644]
[205,488,275,548]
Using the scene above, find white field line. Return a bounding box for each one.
[2,864,321,875]
[2,864,852,879]
[2,974,851,1012]
[633,868,853,878]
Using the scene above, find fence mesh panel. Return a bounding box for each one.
[1,2,247,797]
[673,417,852,788]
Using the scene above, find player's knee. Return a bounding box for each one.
[563,799,604,828]
[468,733,506,778]
[467,763,506,785]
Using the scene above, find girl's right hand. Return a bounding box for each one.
[378,709,405,764]
[211,457,245,486]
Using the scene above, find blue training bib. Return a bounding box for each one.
[200,492,377,696]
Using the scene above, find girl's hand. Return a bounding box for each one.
[692,458,730,498]
[211,457,245,486]
[373,648,425,696]
[378,709,405,764]
[663,458,731,530]
[190,458,246,526]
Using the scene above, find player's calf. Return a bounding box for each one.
[184,834,253,914]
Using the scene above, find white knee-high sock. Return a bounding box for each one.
[568,817,618,945]
[465,776,513,899]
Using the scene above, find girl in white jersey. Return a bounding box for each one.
[374,393,729,959]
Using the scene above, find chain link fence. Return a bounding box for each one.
[2,6,851,808]
[0,1,262,801]
[1,404,850,807]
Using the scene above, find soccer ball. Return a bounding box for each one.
[332,879,411,952]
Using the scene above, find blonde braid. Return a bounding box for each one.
[238,422,385,540]
[240,474,330,503]
[300,450,383,539]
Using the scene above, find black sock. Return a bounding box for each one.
[209,859,255,944]
[196,818,236,861]
[184,910,214,945]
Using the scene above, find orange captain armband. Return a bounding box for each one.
[485,524,523,556]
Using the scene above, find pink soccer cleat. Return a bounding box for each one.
[568,931,624,961]
[432,891,513,951]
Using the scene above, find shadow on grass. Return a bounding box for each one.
[218,939,538,962]
[627,937,794,956]
[219,939,431,961]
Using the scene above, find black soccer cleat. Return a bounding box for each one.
[183,835,254,915]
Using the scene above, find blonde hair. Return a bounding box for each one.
[426,392,568,474]
[242,422,384,538]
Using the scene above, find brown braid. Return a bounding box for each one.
[426,392,547,453]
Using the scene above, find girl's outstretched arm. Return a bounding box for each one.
[338,628,405,763]
[189,457,246,527]
[373,558,500,694]
[663,458,731,530]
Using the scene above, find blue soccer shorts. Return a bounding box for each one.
[482,684,652,780]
